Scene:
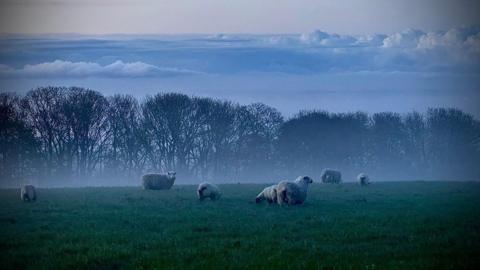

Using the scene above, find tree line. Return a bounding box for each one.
[1,87,479,186]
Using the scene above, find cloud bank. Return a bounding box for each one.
[263,26,480,72]
[260,25,479,51]
[0,60,200,78]
[0,26,479,77]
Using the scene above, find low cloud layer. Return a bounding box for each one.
[258,25,479,51]
[262,26,480,73]
[0,60,200,78]
[2,26,478,76]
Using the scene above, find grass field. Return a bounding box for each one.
[1,182,480,269]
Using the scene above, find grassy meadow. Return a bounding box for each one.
[1,182,479,269]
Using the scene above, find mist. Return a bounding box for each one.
[1,87,479,188]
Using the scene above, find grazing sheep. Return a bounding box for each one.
[255,185,278,204]
[197,182,222,201]
[321,169,342,184]
[21,185,36,202]
[357,173,370,186]
[276,176,313,205]
[142,171,176,190]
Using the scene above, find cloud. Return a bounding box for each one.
[0,60,201,78]
[300,30,357,46]
[382,28,425,48]
[377,26,480,55]
[263,26,480,56]
[355,34,387,47]
[465,33,480,53]
[416,26,480,52]
[378,26,480,70]
[0,26,479,77]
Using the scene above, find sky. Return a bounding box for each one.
[0,0,479,117]
[1,0,480,35]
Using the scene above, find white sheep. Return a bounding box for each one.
[276,176,313,205]
[21,185,36,202]
[142,171,176,190]
[255,184,278,204]
[197,182,222,201]
[321,169,342,184]
[357,173,370,186]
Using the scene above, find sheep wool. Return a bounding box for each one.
[276,176,313,205]
[321,169,342,184]
[142,171,176,190]
[197,182,222,201]
[21,185,36,202]
[357,173,370,186]
[255,185,278,204]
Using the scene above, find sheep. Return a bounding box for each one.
[321,169,342,184]
[142,171,176,190]
[276,176,313,205]
[357,173,370,186]
[197,182,222,201]
[255,184,278,204]
[21,185,36,202]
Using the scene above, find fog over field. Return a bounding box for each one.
[1,25,480,187]
[1,87,479,188]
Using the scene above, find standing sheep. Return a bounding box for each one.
[357,173,370,186]
[321,169,342,184]
[276,176,313,205]
[142,171,176,190]
[197,182,222,201]
[21,185,36,202]
[255,185,278,204]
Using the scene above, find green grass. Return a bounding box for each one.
[1,182,480,270]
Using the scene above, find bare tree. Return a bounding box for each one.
[0,93,39,185]
[62,87,109,179]
[277,111,368,179]
[142,93,203,175]
[22,87,71,179]
[369,112,407,179]
[234,103,283,181]
[426,108,480,180]
[404,111,427,178]
[106,94,146,178]
[195,98,237,179]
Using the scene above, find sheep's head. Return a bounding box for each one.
[167,171,176,179]
[304,176,313,184]
[358,173,368,181]
[296,176,313,184]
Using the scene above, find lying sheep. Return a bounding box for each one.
[321,169,342,184]
[255,184,278,204]
[357,173,370,186]
[142,171,176,190]
[197,182,222,201]
[276,176,313,205]
[21,185,36,202]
